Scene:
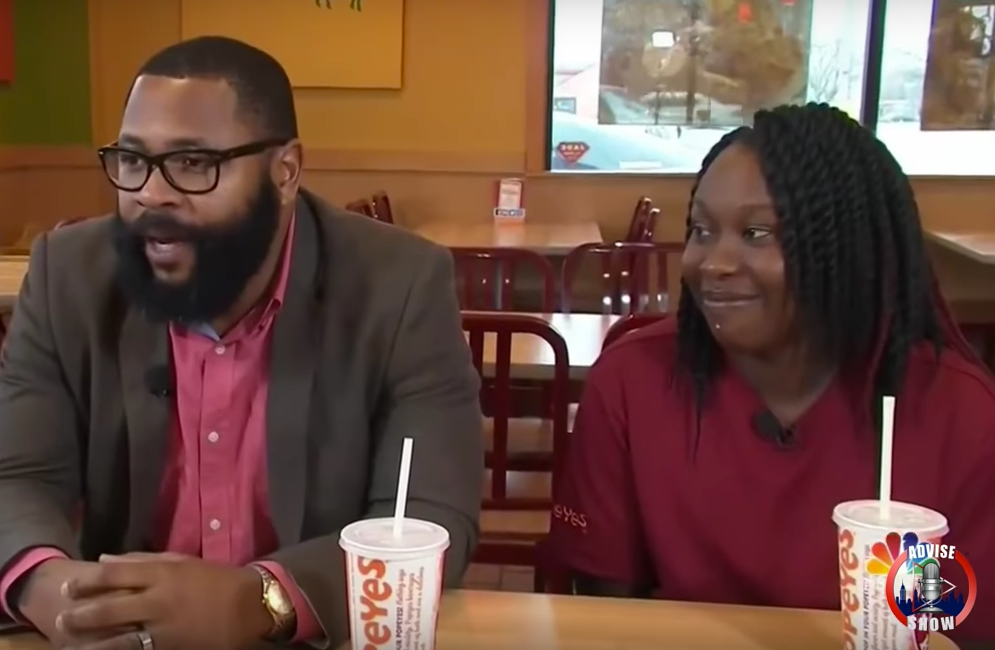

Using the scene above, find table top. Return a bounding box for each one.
[414,221,603,254]
[472,312,621,381]
[927,229,995,265]
[929,241,995,323]
[429,591,959,650]
[0,257,27,309]
[0,590,957,650]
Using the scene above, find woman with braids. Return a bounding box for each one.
[545,103,995,645]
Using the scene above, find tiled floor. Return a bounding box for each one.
[467,467,548,593]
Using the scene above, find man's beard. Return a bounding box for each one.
[112,180,281,324]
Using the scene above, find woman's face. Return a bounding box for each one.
[681,142,796,355]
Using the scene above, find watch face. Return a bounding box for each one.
[266,582,294,617]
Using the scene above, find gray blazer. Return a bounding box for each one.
[0,189,483,648]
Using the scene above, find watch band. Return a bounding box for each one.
[251,565,297,641]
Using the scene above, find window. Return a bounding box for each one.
[876,0,995,175]
[549,0,995,176]
[549,0,872,173]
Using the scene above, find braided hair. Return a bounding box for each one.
[675,102,976,457]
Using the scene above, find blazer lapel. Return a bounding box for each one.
[267,196,321,545]
[118,306,171,550]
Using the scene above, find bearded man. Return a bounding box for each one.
[0,35,482,650]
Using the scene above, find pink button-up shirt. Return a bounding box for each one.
[1,217,321,642]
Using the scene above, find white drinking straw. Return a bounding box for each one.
[392,437,414,537]
[879,395,896,517]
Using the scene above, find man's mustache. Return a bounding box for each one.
[126,212,203,241]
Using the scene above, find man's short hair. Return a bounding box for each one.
[134,35,298,140]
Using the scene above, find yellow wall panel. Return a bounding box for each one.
[87,0,526,158]
[179,0,403,89]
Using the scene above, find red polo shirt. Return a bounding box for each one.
[547,318,995,644]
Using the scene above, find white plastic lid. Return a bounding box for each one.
[339,517,450,557]
[832,500,949,535]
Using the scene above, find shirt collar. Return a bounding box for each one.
[263,211,297,316]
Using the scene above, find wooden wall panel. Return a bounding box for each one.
[2,147,995,244]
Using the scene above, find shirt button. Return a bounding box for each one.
[207,431,219,443]
[209,519,222,531]
[214,345,226,355]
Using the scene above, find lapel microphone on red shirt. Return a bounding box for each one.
[751,410,796,449]
[144,365,174,398]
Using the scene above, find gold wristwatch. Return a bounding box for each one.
[251,565,297,641]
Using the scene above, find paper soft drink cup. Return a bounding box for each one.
[833,500,949,650]
[340,517,450,650]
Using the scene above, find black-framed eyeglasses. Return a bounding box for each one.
[97,138,288,195]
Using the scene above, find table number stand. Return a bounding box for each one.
[493,178,526,222]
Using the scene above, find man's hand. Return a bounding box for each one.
[16,558,130,648]
[56,559,273,650]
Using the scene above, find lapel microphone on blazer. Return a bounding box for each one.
[144,365,174,398]
[751,409,796,449]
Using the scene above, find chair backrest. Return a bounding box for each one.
[450,247,556,312]
[561,241,684,315]
[624,197,654,242]
[603,312,671,350]
[639,207,661,242]
[344,198,376,218]
[370,191,395,224]
[462,312,570,509]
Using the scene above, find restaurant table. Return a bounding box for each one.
[0,590,958,650]
[0,256,27,309]
[472,311,621,381]
[927,229,995,265]
[929,241,995,324]
[414,220,603,255]
[0,265,617,380]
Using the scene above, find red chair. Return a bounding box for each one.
[624,197,654,242]
[463,312,570,572]
[451,247,556,312]
[561,241,683,315]
[603,312,671,350]
[371,191,395,225]
[344,198,376,218]
[639,208,660,242]
[452,248,559,463]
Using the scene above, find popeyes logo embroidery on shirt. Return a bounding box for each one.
[838,528,860,650]
[553,504,588,530]
[357,557,393,649]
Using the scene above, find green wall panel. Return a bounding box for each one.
[0,0,91,145]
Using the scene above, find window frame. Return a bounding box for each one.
[536,0,995,179]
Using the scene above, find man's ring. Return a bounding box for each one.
[136,629,155,650]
